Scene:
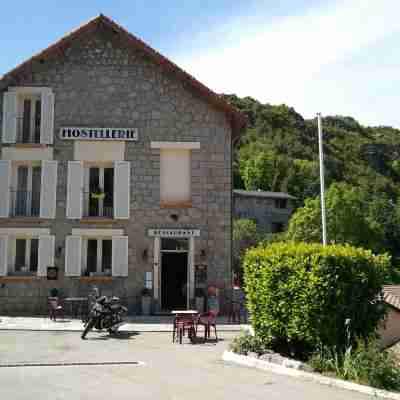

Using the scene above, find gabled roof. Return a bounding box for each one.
[234,189,296,200]
[0,14,246,134]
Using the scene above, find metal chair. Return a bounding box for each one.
[48,297,64,321]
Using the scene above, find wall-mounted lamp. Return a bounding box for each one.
[170,214,179,222]
[142,248,148,262]
[56,246,63,258]
[200,249,206,260]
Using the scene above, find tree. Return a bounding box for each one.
[232,219,259,278]
[285,183,385,252]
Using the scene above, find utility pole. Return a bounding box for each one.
[317,113,327,246]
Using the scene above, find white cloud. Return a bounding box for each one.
[175,0,400,127]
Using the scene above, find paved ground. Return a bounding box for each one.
[0,331,379,400]
[0,315,247,332]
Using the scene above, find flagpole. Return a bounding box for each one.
[317,113,327,246]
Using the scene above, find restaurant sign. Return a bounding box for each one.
[59,127,138,141]
[148,229,200,238]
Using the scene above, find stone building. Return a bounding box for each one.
[0,15,245,314]
[233,190,296,233]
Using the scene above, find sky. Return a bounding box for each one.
[1,0,399,128]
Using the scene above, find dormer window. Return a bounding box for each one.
[2,87,54,145]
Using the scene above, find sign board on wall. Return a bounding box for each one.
[148,229,200,237]
[59,127,138,141]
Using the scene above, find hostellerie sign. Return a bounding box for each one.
[59,127,138,141]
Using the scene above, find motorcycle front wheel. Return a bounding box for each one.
[81,318,95,340]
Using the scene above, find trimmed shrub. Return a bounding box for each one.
[243,242,390,357]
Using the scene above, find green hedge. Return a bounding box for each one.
[243,242,390,356]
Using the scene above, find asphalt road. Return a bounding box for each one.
[0,331,379,400]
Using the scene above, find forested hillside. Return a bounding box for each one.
[225,94,400,205]
[225,94,400,266]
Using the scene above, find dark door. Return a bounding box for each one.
[161,252,188,310]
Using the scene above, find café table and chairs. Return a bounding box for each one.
[171,310,199,344]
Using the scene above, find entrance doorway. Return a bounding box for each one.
[160,238,188,311]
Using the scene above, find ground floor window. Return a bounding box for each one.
[14,238,38,273]
[85,238,112,276]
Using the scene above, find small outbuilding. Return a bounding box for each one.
[233,189,296,233]
[378,285,400,348]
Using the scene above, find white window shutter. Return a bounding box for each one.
[0,236,8,276]
[40,161,58,219]
[2,92,17,143]
[66,161,83,219]
[40,91,55,144]
[112,236,128,277]
[38,235,55,277]
[113,161,130,219]
[0,160,11,217]
[65,236,82,276]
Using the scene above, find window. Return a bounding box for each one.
[275,199,288,209]
[18,95,41,143]
[14,238,38,274]
[2,87,54,145]
[12,164,41,217]
[85,238,112,276]
[160,149,191,206]
[84,166,114,218]
[271,223,285,233]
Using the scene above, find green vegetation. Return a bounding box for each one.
[225,94,400,267]
[309,338,400,391]
[243,242,390,358]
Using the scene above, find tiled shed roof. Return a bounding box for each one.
[233,189,296,200]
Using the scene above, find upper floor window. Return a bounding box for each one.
[83,166,114,218]
[66,161,130,220]
[151,142,200,208]
[2,87,54,145]
[275,199,288,209]
[0,160,58,219]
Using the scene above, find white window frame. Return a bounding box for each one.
[13,162,41,214]
[17,93,41,144]
[82,237,112,276]
[84,164,114,218]
[11,237,39,275]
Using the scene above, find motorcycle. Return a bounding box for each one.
[81,294,127,339]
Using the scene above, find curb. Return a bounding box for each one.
[0,361,145,368]
[222,351,400,400]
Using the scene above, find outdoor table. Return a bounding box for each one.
[64,297,88,320]
[171,310,199,343]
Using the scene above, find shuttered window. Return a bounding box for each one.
[2,88,54,144]
[160,149,191,205]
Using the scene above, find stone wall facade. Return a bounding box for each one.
[0,25,233,315]
[233,191,294,233]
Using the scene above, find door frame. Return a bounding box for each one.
[153,235,195,310]
[160,249,188,311]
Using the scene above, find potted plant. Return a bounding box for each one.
[141,288,152,315]
[195,288,205,312]
[90,186,106,200]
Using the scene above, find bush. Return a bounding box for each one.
[309,338,400,391]
[243,242,390,357]
[229,330,269,355]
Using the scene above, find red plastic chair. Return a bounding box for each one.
[172,315,196,344]
[196,311,218,341]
